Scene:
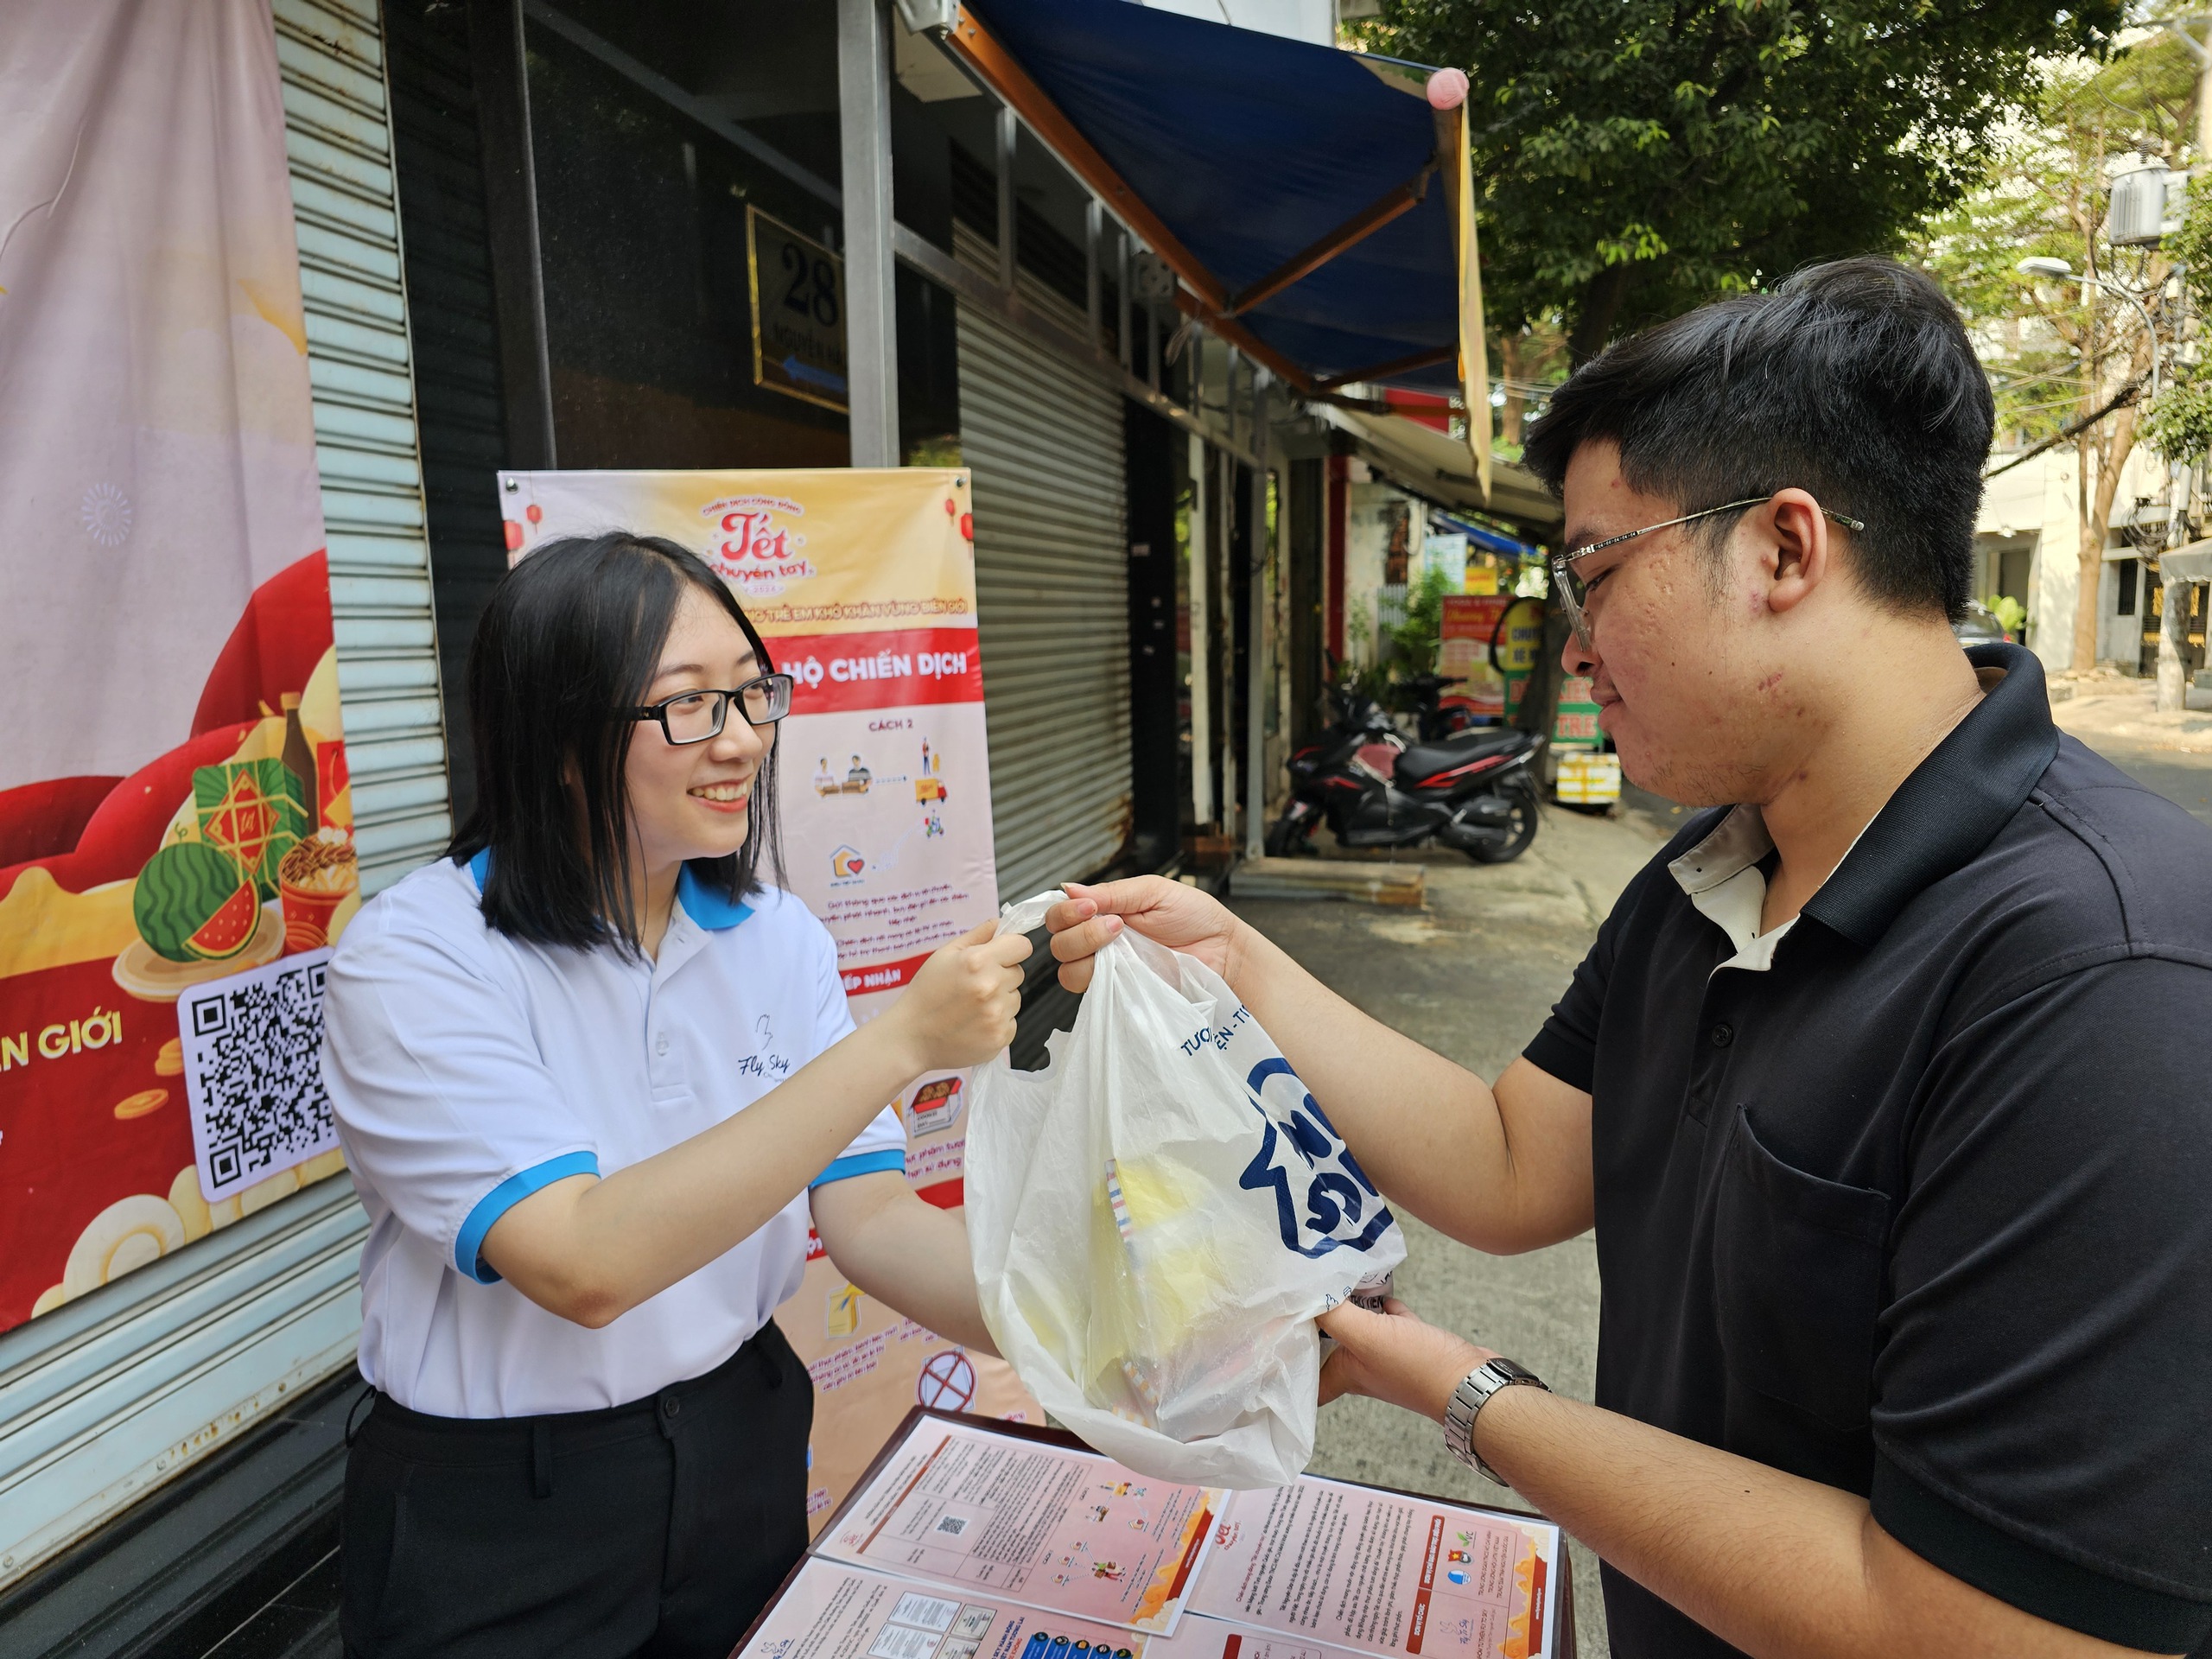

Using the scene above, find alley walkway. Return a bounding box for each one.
[1229,804,1669,1659]
[2050,677,2212,827]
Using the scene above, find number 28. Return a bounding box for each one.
[780,243,839,327]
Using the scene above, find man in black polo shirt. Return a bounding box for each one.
[1045,259,2212,1656]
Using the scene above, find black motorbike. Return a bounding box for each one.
[1266,682,1544,863]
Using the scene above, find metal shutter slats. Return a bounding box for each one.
[957,288,1133,902]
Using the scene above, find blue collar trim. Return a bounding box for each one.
[677,864,753,930]
[465,849,753,931]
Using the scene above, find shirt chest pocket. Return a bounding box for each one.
[1711,1107,1890,1433]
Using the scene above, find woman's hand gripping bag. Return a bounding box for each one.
[965,891,1406,1488]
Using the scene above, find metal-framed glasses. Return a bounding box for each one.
[1549,497,1866,649]
[626,673,795,744]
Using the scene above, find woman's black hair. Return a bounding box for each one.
[448,531,784,951]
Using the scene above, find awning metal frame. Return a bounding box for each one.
[936,3,1492,492]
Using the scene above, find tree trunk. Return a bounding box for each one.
[2075,400,2136,671]
[1567,267,1630,366]
[1499,332,1526,446]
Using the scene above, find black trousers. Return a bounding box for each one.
[340,1322,812,1659]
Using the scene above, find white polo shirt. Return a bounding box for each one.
[323,852,905,1418]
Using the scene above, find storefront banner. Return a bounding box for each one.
[0,0,356,1337]
[499,467,1039,1528]
[1438,595,1542,722]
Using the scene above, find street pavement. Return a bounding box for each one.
[1229,804,1669,1659]
[2050,678,2212,828]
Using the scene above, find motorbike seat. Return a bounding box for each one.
[1395,726,1533,788]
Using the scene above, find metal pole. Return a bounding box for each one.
[1219,444,1236,840]
[995,106,1018,293]
[836,0,899,466]
[1116,231,1132,373]
[1245,372,1272,859]
[1085,200,1103,347]
[1188,429,1214,827]
[2162,260,2197,711]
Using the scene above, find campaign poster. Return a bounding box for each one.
[499,468,1042,1526]
[0,1,358,1337]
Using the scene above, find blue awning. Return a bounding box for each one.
[1432,512,1541,561]
[957,0,1467,395]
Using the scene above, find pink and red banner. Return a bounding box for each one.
[0,0,355,1336]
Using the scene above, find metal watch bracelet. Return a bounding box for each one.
[1442,1358,1549,1487]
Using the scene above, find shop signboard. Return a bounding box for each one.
[499,468,1040,1529]
[0,0,357,1338]
[1439,593,1543,721]
[747,206,849,412]
[1554,676,1603,746]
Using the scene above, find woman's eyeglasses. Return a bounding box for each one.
[626,673,795,745]
[1550,496,1865,650]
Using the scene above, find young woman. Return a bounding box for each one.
[324,533,1029,1658]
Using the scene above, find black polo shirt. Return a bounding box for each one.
[1524,645,2212,1656]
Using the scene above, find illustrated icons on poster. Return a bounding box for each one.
[831,845,868,882]
[817,753,874,797]
[917,1349,976,1412]
[827,1281,863,1338]
[811,736,954,847]
[907,1076,963,1135]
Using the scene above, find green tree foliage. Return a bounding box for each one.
[1351,0,2118,360]
[1918,36,2195,452]
[1912,28,2196,671]
[2142,181,2212,462]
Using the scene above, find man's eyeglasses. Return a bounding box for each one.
[626,673,795,745]
[1549,496,1866,650]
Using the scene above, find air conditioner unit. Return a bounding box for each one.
[2108,162,2171,247]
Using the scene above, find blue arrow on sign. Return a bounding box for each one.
[782,355,849,395]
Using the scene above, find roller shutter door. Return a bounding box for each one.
[957,300,1132,902]
[0,0,441,1588]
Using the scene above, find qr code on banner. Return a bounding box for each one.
[178,947,337,1204]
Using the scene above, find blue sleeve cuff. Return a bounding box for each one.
[454,1150,601,1283]
[809,1148,907,1188]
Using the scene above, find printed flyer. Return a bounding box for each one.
[0,0,355,1335]
[499,468,1039,1525]
[817,1418,1227,1636]
[742,1560,1151,1659]
[1188,1479,1555,1659]
[766,1415,1562,1659]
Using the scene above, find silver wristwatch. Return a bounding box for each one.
[1443,1358,1549,1486]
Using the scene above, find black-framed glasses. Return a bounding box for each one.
[1549,496,1866,649]
[626,673,795,744]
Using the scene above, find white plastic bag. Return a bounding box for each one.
[966,890,1407,1488]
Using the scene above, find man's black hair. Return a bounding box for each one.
[1522,257,1993,619]
[448,532,784,951]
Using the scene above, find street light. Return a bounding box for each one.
[2015,257,2163,400]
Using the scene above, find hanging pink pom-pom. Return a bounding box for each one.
[1426,67,1469,111]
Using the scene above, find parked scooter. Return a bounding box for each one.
[1266,681,1545,863]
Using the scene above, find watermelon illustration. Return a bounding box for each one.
[133,842,257,963]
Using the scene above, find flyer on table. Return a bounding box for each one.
[1189,1480,1558,1659]
[817,1418,1228,1636]
[500,469,1039,1526]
